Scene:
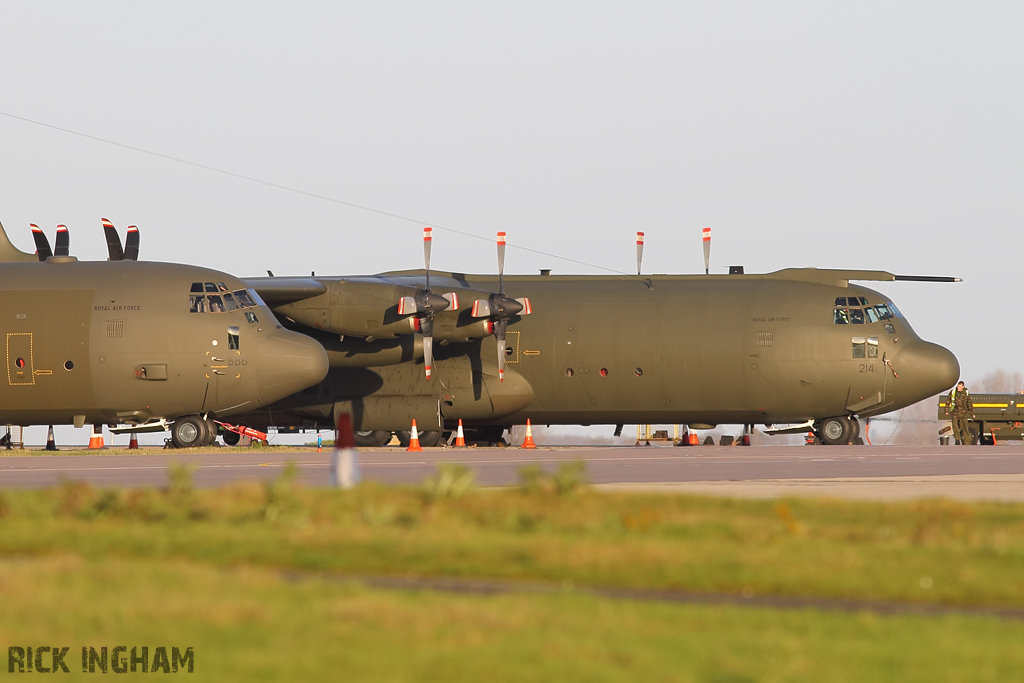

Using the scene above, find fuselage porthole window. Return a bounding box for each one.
[228,326,240,350]
[884,323,896,334]
[852,337,866,359]
[850,308,865,324]
[834,309,849,325]
[245,311,259,324]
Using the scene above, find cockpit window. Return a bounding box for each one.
[189,295,206,313]
[887,302,903,318]
[858,296,869,306]
[865,307,880,324]
[852,337,866,358]
[190,282,204,293]
[875,304,893,320]
[234,290,256,308]
[835,297,847,306]
[248,289,267,307]
[834,309,849,325]
[217,282,230,293]
[208,295,225,313]
[204,282,218,293]
[867,337,879,358]
[849,308,865,324]
[245,311,259,324]
[222,293,239,311]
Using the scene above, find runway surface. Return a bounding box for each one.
[1,444,1023,500]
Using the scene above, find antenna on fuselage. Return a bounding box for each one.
[636,232,644,275]
[702,227,711,275]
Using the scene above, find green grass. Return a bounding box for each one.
[3,473,1024,680]
[1,555,1022,682]
[1,473,1023,607]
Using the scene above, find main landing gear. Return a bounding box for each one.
[814,416,864,445]
[170,415,218,449]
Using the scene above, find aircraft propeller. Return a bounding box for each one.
[54,225,70,257]
[397,227,459,379]
[102,218,140,261]
[702,227,711,275]
[30,224,51,261]
[471,231,532,382]
[636,231,644,275]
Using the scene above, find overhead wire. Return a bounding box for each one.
[0,110,629,274]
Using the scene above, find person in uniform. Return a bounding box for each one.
[945,381,975,445]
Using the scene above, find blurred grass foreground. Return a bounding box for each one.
[1,461,1023,682]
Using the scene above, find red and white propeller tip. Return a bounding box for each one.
[702,227,711,275]
[636,231,644,275]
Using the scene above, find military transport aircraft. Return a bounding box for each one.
[0,218,328,447]
[228,229,960,446]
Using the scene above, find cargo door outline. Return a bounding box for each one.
[7,333,35,385]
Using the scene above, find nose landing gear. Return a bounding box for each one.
[814,416,864,445]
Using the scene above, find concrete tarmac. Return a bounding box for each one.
[1,443,1023,500]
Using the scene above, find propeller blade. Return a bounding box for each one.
[515,297,532,316]
[421,316,434,380]
[494,319,507,383]
[636,232,644,275]
[471,298,493,318]
[102,218,123,261]
[702,227,711,275]
[423,227,432,292]
[124,225,140,261]
[54,225,69,257]
[398,296,417,316]
[443,292,459,311]
[30,224,51,262]
[497,231,506,296]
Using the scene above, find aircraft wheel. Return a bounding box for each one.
[171,415,206,449]
[817,416,852,446]
[200,418,218,447]
[222,430,241,446]
[849,418,861,443]
[396,430,442,447]
[353,430,391,447]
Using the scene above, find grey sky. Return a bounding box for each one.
[0,1,1021,385]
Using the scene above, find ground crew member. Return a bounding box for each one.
[945,381,975,445]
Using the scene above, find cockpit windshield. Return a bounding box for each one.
[833,297,902,327]
[188,283,262,315]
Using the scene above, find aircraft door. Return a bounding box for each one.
[7,333,35,386]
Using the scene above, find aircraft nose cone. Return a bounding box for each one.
[892,340,960,402]
[254,331,329,405]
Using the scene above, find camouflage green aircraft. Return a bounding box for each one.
[0,219,328,447]
[229,230,960,446]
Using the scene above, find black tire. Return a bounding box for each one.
[171,415,206,449]
[200,418,218,447]
[222,429,241,446]
[719,435,734,446]
[849,418,861,443]
[354,430,392,447]
[818,416,852,446]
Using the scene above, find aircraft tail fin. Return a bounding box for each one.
[0,219,39,263]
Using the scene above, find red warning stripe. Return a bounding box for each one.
[101,218,114,228]
[497,231,506,245]
[636,231,644,245]
[423,227,432,242]
[702,227,711,241]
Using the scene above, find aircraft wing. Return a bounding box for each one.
[244,277,329,306]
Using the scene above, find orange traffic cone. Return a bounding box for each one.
[520,419,537,449]
[88,424,105,449]
[406,419,423,452]
[128,432,139,450]
[688,431,699,445]
[454,419,466,447]
[45,425,57,451]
